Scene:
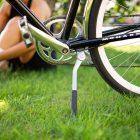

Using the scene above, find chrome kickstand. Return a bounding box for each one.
[71,51,86,116]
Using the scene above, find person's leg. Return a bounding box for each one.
[0,48,9,70]
[0,16,21,70]
[0,16,36,69]
[0,16,22,50]
[0,16,36,62]
[0,1,11,32]
[0,16,20,70]
[0,0,53,66]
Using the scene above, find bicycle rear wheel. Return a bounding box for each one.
[88,0,140,95]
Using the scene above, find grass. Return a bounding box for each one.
[0,65,139,140]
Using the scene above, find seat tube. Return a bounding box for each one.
[61,0,81,40]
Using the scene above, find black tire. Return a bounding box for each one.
[88,0,140,95]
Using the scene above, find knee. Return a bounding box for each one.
[6,16,21,30]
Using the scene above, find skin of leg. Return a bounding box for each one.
[0,16,22,50]
[0,1,11,32]
[0,0,52,64]
[0,16,36,63]
[0,0,32,32]
[0,0,34,69]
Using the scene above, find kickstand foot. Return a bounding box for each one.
[71,51,86,116]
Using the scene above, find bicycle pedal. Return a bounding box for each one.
[19,16,34,48]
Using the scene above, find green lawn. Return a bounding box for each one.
[0,65,139,140]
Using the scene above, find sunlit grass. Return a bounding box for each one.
[0,65,139,140]
[0,100,9,113]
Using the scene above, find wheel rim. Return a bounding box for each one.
[95,0,140,94]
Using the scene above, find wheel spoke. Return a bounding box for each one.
[131,73,140,83]
[114,52,137,70]
[122,54,140,76]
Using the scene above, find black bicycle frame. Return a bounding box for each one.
[6,0,140,50]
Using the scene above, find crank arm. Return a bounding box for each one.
[19,16,70,55]
[28,24,70,55]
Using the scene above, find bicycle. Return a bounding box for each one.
[5,0,140,114]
